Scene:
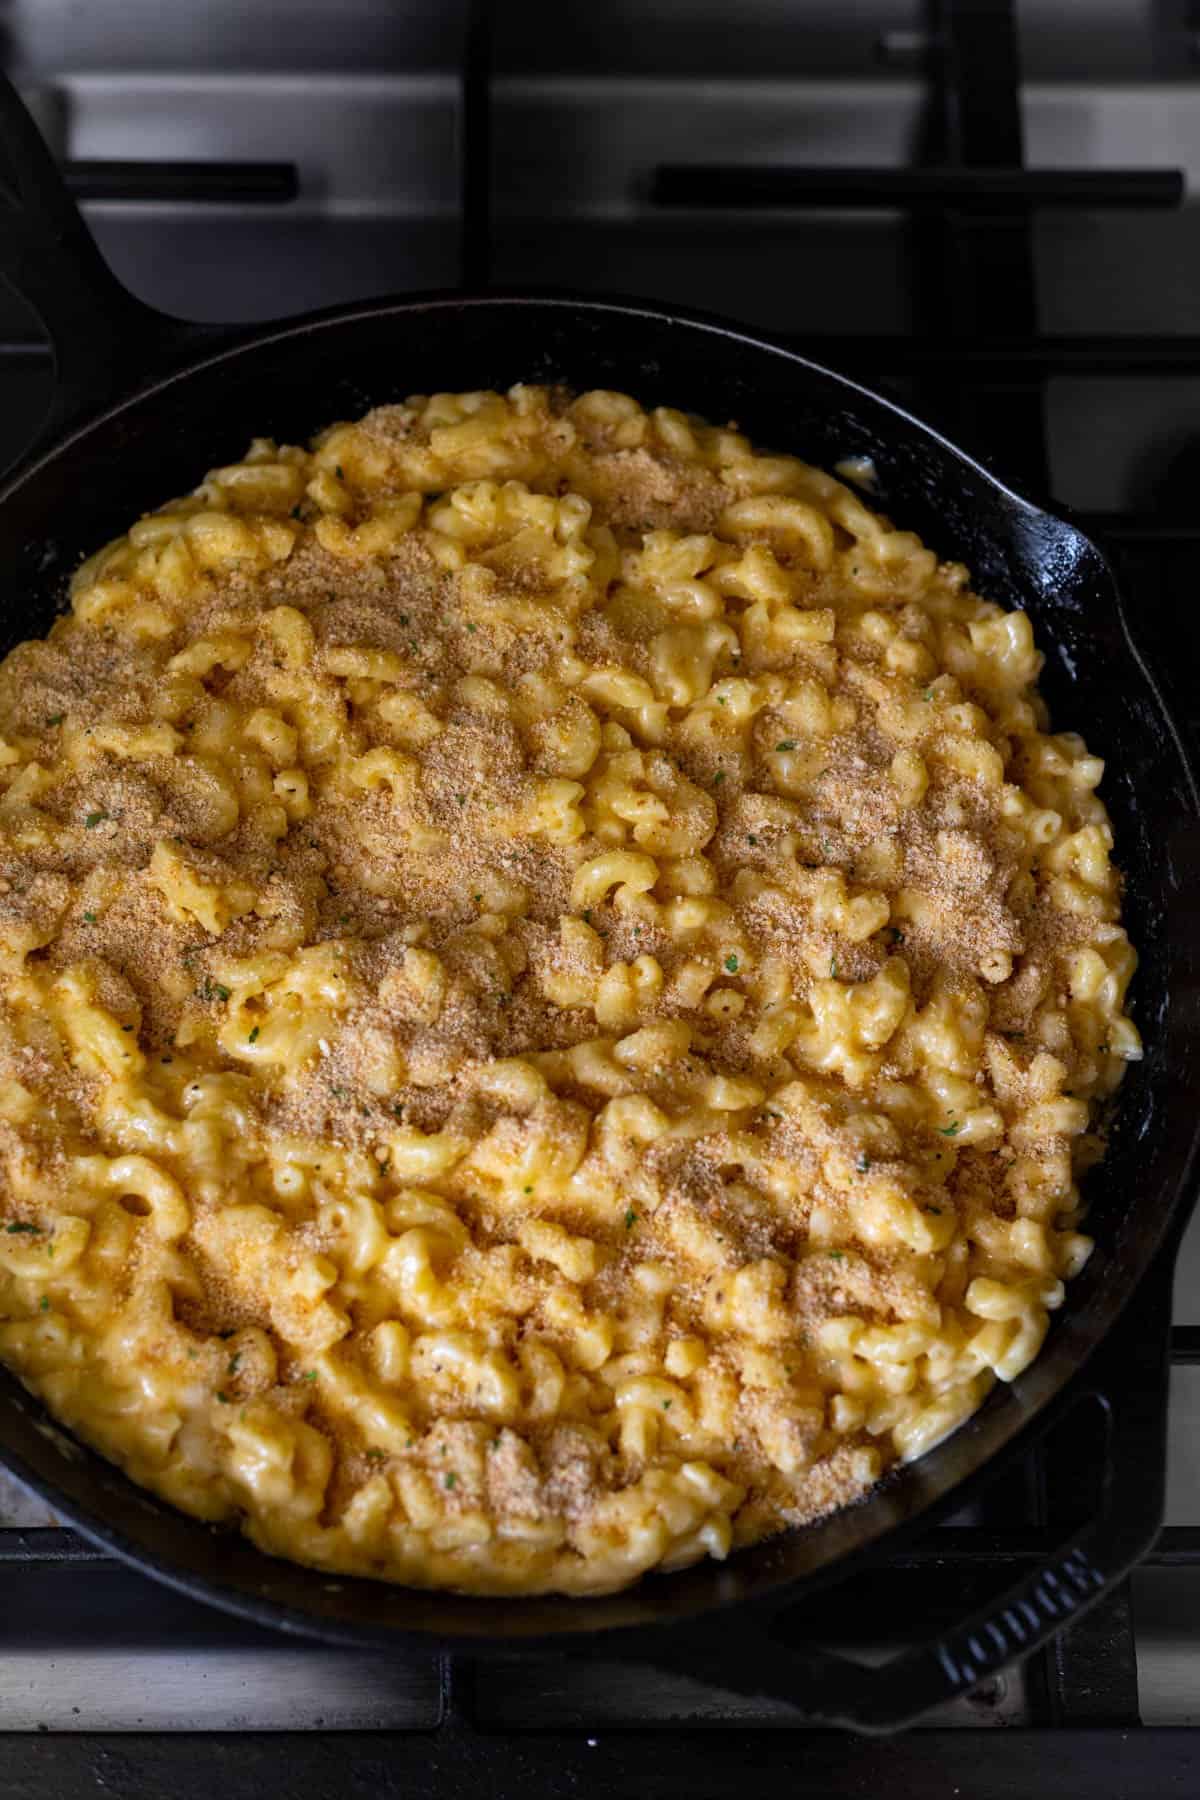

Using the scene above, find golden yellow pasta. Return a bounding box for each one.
[0,385,1137,1595]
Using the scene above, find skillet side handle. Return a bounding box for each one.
[0,74,200,443]
[638,1253,1172,1733]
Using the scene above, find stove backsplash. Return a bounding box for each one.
[2,0,1192,78]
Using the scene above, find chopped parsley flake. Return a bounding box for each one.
[198,979,231,1004]
[5,1222,40,1235]
[335,465,345,479]
[724,953,739,974]
[939,1120,961,1138]
[663,1399,672,1410]
[84,811,108,829]
[886,926,905,944]
[467,622,477,633]
[366,1448,386,1462]
[747,834,758,845]
[300,1370,317,1383]
[923,687,934,702]
[855,1152,871,1173]
[828,1249,845,1261]
[829,956,838,978]
[775,739,797,753]
[47,713,63,726]
[444,1472,457,1490]
[624,1207,637,1230]
[228,1353,241,1374]
[39,1296,50,1312]
[712,770,726,786]
[248,1026,259,1044]
[216,1391,231,1404]
[82,911,97,924]
[523,1185,533,1195]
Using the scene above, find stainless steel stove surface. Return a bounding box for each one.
[1,2,1200,1792]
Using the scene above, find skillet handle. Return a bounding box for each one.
[640,1254,1172,1733]
[0,74,203,444]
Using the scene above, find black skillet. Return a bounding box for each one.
[0,74,1198,1733]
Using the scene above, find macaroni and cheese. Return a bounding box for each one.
[0,386,1137,1594]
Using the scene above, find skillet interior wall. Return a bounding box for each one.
[0,297,1193,1646]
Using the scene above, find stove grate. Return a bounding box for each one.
[0,0,1198,1782]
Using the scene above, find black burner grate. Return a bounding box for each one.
[1,0,1199,1788]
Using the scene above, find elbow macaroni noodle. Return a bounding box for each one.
[0,385,1136,1594]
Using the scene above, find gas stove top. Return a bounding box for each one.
[1,0,1200,1790]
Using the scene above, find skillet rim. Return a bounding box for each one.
[0,285,1197,1652]
[0,284,1121,521]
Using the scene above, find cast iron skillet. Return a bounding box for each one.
[0,75,1198,1732]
